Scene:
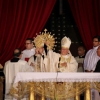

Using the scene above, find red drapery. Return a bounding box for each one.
[68,0,100,50]
[0,0,56,65]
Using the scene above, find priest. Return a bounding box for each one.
[28,34,49,72]
[4,48,33,100]
[47,36,78,73]
[45,36,78,100]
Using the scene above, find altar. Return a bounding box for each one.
[9,72,100,100]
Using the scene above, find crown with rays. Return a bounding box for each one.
[34,28,57,50]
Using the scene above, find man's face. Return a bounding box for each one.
[97,46,100,57]
[78,47,85,56]
[36,47,44,54]
[61,48,69,55]
[93,38,100,47]
[25,40,33,50]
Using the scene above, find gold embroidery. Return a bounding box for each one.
[9,82,92,100]
[60,56,71,63]
[58,56,71,72]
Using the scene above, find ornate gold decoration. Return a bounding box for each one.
[34,34,45,48]
[9,82,92,100]
[84,82,91,100]
[41,82,45,100]
[10,82,30,99]
[75,82,80,100]
[41,29,55,50]
[58,56,71,72]
[93,82,100,92]
[28,82,35,100]
[60,56,71,63]
[34,29,55,50]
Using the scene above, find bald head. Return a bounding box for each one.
[13,48,22,58]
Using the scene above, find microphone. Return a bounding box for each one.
[56,57,62,84]
[58,57,61,68]
[57,57,61,72]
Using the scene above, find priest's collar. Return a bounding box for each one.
[79,55,85,58]
[10,57,20,62]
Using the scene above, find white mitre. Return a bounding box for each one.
[61,36,71,49]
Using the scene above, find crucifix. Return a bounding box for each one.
[44,29,47,34]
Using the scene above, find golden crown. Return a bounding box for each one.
[34,34,45,48]
[34,29,55,50]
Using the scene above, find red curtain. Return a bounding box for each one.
[0,0,56,65]
[68,0,100,50]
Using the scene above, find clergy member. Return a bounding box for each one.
[45,36,78,100]
[57,36,78,72]
[48,36,78,72]
[75,45,86,72]
[28,35,49,72]
[4,48,33,100]
[21,38,35,61]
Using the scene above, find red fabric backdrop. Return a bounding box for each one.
[68,0,100,50]
[0,0,56,65]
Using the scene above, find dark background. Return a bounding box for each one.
[43,0,84,57]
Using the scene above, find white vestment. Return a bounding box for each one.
[75,56,84,72]
[21,47,35,60]
[47,50,60,72]
[48,50,78,72]
[28,54,50,100]
[47,50,78,100]
[4,60,33,100]
[28,54,49,72]
[57,55,78,72]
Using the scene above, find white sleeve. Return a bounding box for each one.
[28,57,34,66]
[22,62,34,72]
[21,51,25,60]
[47,50,60,72]
[83,50,91,70]
[3,61,8,75]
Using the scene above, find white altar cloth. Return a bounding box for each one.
[10,72,100,100]
[14,72,100,83]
